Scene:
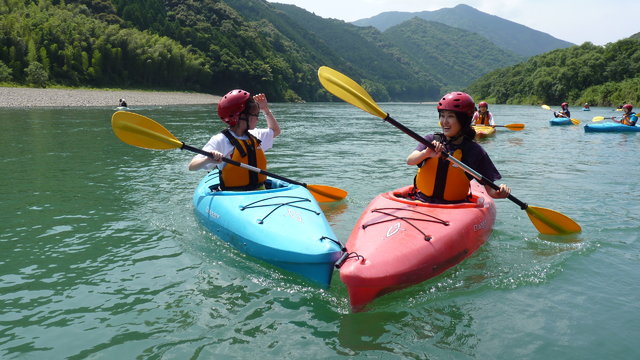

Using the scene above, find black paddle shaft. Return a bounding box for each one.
[382,114,529,210]
[180,143,308,188]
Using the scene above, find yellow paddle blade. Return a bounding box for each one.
[112,111,182,150]
[525,206,581,235]
[570,118,581,125]
[503,123,525,131]
[307,184,348,202]
[541,104,551,110]
[592,116,605,122]
[317,66,387,119]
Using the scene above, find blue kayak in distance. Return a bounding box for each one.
[549,117,574,126]
[192,170,344,287]
[584,122,640,133]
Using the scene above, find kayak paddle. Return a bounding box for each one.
[592,116,617,122]
[111,111,347,203]
[492,123,525,131]
[541,104,580,125]
[318,66,581,235]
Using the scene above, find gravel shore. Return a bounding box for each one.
[0,87,222,107]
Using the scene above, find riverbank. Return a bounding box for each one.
[0,87,221,107]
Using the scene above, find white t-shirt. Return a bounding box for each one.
[472,111,495,126]
[194,128,275,171]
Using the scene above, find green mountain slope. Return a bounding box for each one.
[265,2,443,101]
[352,4,574,57]
[381,18,523,90]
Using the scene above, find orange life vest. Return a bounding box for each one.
[219,129,267,191]
[476,112,490,125]
[414,136,471,202]
[621,112,636,125]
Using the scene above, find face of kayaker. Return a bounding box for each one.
[439,110,461,138]
[479,106,487,113]
[246,104,260,130]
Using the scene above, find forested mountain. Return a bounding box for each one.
[229,1,441,101]
[0,0,577,102]
[380,18,523,90]
[267,3,523,98]
[466,40,640,106]
[352,4,574,57]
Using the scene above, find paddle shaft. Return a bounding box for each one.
[382,114,529,210]
[181,143,308,188]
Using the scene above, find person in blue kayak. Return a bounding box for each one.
[554,102,570,118]
[613,104,638,126]
[188,89,281,190]
[472,101,495,126]
[406,92,510,204]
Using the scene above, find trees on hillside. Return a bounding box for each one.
[467,40,640,106]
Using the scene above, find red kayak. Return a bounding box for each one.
[338,180,496,311]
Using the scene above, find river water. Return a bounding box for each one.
[1,103,638,359]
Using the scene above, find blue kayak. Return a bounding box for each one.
[192,170,344,287]
[584,123,640,133]
[582,108,591,111]
[549,117,574,126]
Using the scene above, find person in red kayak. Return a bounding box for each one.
[406,92,510,204]
[613,104,638,126]
[188,89,281,191]
[554,102,570,118]
[472,101,495,126]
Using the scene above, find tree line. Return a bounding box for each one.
[466,40,640,106]
[0,0,211,91]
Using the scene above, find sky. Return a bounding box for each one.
[271,0,640,46]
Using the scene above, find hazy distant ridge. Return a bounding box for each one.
[352,4,575,57]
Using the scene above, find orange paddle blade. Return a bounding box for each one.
[307,184,348,202]
[502,123,525,131]
[526,206,581,235]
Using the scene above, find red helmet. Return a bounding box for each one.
[478,101,488,108]
[561,102,568,108]
[217,89,251,126]
[437,92,475,117]
[623,104,633,111]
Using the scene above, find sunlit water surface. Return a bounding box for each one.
[1,104,638,359]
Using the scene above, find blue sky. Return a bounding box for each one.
[271,0,640,46]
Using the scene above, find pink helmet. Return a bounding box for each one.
[478,101,488,108]
[561,102,568,108]
[217,89,251,126]
[437,92,475,117]
[623,104,633,111]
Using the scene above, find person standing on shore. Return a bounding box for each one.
[188,89,281,191]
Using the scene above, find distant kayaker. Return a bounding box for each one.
[613,104,637,126]
[118,98,128,107]
[188,90,281,191]
[472,101,495,126]
[554,102,570,118]
[406,92,510,204]
[583,102,590,109]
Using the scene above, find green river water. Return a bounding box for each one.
[1,103,638,359]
